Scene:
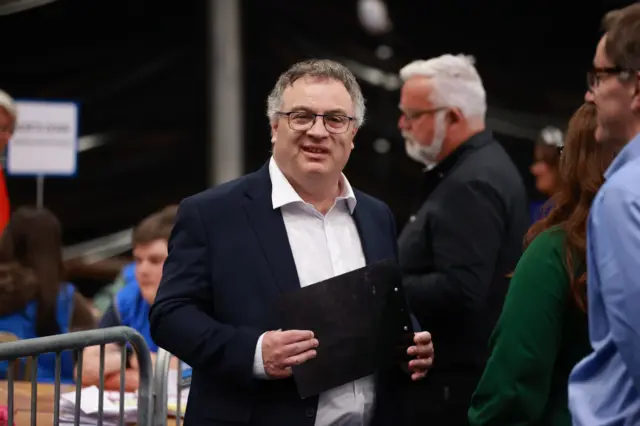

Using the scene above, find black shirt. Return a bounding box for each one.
[398,130,529,370]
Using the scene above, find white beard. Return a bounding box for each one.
[403,110,447,169]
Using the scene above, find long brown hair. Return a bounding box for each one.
[0,207,65,336]
[524,103,614,311]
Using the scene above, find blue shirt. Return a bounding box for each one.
[530,199,552,224]
[0,284,77,384]
[99,283,156,353]
[568,133,640,425]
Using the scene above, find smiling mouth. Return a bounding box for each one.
[302,146,329,154]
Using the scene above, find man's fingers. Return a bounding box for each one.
[407,343,434,358]
[283,349,317,367]
[413,331,432,345]
[410,342,434,358]
[129,353,139,369]
[278,330,315,344]
[268,366,293,379]
[275,367,293,378]
[408,331,434,359]
[408,357,433,372]
[282,338,319,358]
[411,372,426,381]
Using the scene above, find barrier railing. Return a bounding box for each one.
[0,326,153,426]
[152,348,186,426]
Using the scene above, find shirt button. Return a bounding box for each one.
[409,215,416,222]
[305,407,316,418]
[438,172,444,178]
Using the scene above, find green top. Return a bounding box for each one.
[468,228,591,426]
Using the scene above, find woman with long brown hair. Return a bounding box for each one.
[468,103,615,426]
[0,207,95,383]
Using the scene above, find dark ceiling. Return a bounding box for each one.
[0,0,632,243]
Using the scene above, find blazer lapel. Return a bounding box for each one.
[243,164,301,294]
[353,199,383,265]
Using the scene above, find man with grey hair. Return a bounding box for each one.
[0,89,16,233]
[395,54,528,425]
[150,59,435,426]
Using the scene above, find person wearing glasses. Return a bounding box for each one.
[529,126,563,223]
[149,59,435,426]
[569,4,640,425]
[395,54,529,425]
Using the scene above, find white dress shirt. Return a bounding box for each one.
[252,157,375,426]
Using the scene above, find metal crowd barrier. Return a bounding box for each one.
[0,326,153,426]
[152,348,184,426]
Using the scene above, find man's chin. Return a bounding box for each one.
[299,158,332,175]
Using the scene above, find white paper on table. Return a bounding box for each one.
[58,386,138,424]
[167,370,189,417]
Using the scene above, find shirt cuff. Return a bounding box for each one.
[252,332,268,379]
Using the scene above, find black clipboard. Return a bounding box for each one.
[278,259,414,398]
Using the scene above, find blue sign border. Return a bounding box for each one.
[6,98,80,178]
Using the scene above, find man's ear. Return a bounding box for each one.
[447,108,463,125]
[631,73,640,111]
[271,121,278,143]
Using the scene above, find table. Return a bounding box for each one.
[0,381,176,425]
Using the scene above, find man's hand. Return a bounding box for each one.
[407,331,434,381]
[262,330,318,379]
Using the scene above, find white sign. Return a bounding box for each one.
[7,100,79,176]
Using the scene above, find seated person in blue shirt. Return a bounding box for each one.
[529,126,563,222]
[91,262,136,316]
[79,206,178,390]
[0,207,96,384]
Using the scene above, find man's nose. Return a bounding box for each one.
[398,114,407,130]
[307,117,329,137]
[585,89,595,103]
[137,262,150,276]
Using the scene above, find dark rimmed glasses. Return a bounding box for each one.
[587,66,635,91]
[276,111,355,134]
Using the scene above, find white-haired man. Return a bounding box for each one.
[0,90,15,233]
[395,54,529,425]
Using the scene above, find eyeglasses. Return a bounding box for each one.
[587,66,635,91]
[400,107,447,121]
[277,111,355,134]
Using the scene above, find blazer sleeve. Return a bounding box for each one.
[468,230,568,425]
[149,198,262,390]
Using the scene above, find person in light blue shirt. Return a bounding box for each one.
[569,4,640,425]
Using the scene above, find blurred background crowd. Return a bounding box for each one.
[0,0,637,425]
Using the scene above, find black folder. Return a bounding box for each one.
[278,258,414,398]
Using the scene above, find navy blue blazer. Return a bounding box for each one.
[149,163,407,426]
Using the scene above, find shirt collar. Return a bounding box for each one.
[268,157,357,213]
[605,131,640,180]
[428,129,493,178]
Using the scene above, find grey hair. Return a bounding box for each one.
[0,90,16,120]
[266,59,366,127]
[400,54,487,121]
